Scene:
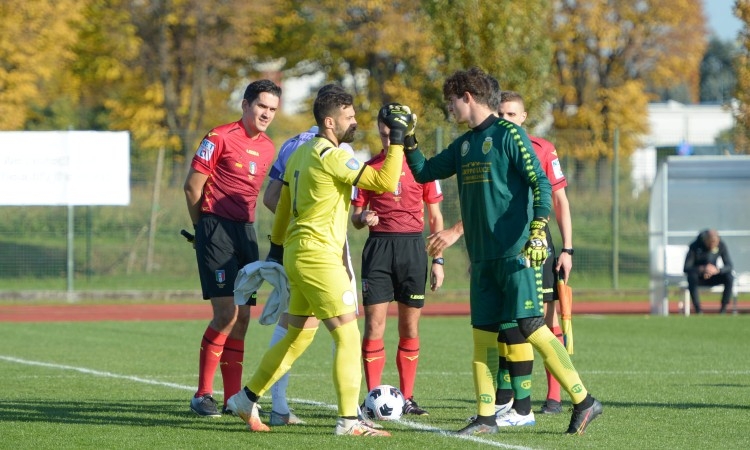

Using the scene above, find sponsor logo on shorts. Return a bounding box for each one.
[215,270,226,283]
[410,294,425,300]
[524,299,535,309]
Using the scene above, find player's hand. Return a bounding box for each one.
[426,228,460,257]
[266,242,284,264]
[523,217,548,267]
[430,263,444,291]
[379,103,416,145]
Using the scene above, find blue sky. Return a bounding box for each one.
[704,0,743,40]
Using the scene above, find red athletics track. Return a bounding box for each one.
[0,300,719,322]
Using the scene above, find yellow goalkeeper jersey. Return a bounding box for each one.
[270,136,403,255]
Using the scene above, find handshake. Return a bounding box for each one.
[378,102,418,150]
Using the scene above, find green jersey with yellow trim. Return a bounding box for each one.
[406,116,551,262]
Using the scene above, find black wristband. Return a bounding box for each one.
[432,257,444,265]
[561,248,574,256]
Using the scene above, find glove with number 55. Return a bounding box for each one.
[378,103,417,145]
[523,217,549,267]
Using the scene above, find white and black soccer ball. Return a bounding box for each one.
[364,384,405,421]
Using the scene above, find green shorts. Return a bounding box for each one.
[469,256,544,327]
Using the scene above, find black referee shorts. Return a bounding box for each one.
[194,214,259,304]
[361,232,427,308]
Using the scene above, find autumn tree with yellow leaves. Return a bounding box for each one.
[551,0,708,188]
[0,1,84,130]
[734,0,750,154]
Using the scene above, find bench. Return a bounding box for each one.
[664,244,750,316]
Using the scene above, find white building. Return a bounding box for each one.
[630,101,735,197]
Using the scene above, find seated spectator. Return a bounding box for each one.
[683,229,734,314]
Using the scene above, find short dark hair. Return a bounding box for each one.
[313,84,353,126]
[443,67,495,107]
[243,79,282,104]
[500,90,525,107]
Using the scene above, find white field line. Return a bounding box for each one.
[0,354,534,450]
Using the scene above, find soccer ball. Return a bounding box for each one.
[364,384,405,421]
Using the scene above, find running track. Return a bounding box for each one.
[1,300,733,322]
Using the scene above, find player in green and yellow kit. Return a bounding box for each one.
[404,67,602,436]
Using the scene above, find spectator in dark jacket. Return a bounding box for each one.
[684,229,734,314]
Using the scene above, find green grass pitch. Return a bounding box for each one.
[1,314,748,449]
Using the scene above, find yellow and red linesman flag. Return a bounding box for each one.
[557,278,574,355]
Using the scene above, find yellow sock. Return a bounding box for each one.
[526,326,588,404]
[248,324,317,396]
[472,328,499,416]
[330,320,362,417]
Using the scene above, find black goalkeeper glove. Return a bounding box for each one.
[266,240,284,264]
[403,134,418,153]
[378,103,416,145]
[523,217,549,267]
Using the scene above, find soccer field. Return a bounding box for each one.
[1,314,748,449]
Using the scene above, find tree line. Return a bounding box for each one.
[1,0,747,186]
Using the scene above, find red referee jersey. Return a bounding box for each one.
[531,136,567,192]
[352,151,442,233]
[191,120,275,223]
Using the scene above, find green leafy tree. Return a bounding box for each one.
[255,1,437,153]
[422,0,554,127]
[700,37,738,104]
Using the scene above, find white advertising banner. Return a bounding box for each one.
[0,131,130,206]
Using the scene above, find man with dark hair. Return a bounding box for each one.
[227,85,415,437]
[404,67,602,436]
[184,79,281,417]
[352,103,444,417]
[684,229,734,314]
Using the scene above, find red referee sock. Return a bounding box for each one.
[196,326,227,397]
[397,337,420,399]
[362,338,386,391]
[220,337,245,405]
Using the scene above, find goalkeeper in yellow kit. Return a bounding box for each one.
[227,86,415,437]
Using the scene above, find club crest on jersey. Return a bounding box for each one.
[482,137,493,155]
[346,158,360,170]
[215,270,226,283]
[394,182,402,196]
[460,141,470,156]
[197,139,215,161]
[248,161,257,175]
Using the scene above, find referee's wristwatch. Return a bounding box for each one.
[560,248,574,256]
[432,257,445,265]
